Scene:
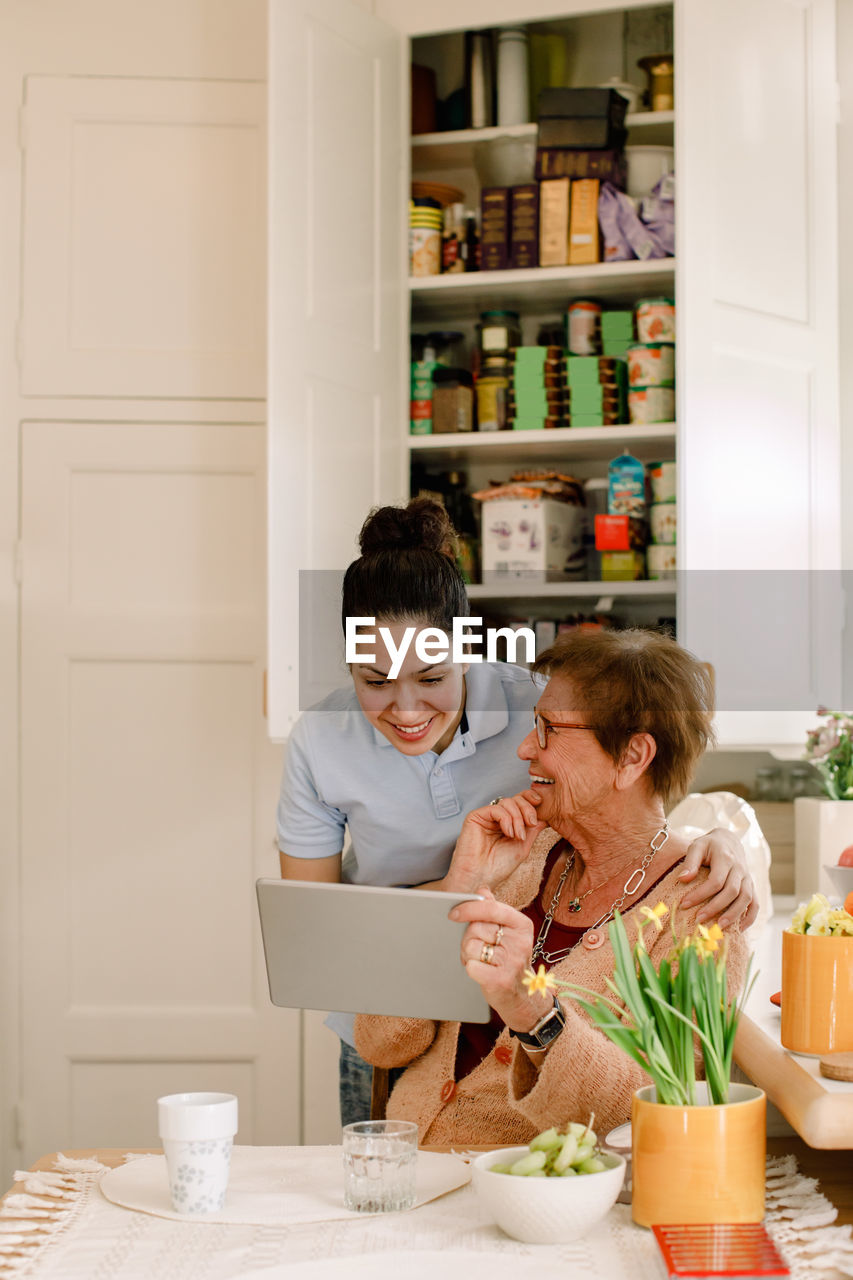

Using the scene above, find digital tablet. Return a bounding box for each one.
[256,879,491,1023]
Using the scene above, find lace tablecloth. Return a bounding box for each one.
[1,1148,852,1279]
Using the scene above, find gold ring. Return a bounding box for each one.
[480,942,495,965]
[489,797,504,806]
[494,926,504,947]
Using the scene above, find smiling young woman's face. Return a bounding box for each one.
[350,620,468,756]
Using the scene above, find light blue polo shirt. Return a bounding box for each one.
[276,661,542,1043]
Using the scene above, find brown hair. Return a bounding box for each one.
[341,498,468,633]
[532,629,715,806]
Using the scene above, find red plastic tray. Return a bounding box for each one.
[652,1224,790,1278]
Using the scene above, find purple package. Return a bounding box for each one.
[599,182,671,262]
[640,174,675,256]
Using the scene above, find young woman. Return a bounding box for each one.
[276,499,758,1125]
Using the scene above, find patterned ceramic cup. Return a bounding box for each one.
[157,1092,238,1215]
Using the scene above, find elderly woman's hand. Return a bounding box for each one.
[442,790,548,895]
[448,888,552,1032]
[678,828,758,928]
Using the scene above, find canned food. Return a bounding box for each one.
[636,297,675,343]
[647,460,676,504]
[650,501,677,545]
[646,544,677,579]
[628,385,675,425]
[626,343,675,387]
[410,224,441,276]
[567,300,602,356]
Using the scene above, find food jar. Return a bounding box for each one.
[432,368,474,434]
[477,310,522,354]
[409,197,442,277]
[647,460,676,504]
[476,357,511,432]
[636,298,675,344]
[626,343,675,387]
[566,300,602,355]
[649,501,677,545]
[646,543,676,579]
[628,385,675,425]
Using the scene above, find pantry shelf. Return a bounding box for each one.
[467,579,676,604]
[408,422,676,466]
[410,258,675,318]
[411,112,675,170]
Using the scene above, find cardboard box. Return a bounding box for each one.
[538,178,570,266]
[480,498,587,580]
[510,184,539,269]
[568,179,600,264]
[480,187,510,271]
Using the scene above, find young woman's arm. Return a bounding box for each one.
[279,850,342,882]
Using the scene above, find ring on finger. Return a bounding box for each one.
[489,797,504,806]
[494,925,504,948]
[480,942,495,965]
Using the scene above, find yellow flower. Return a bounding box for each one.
[639,902,670,933]
[694,922,724,955]
[523,965,558,996]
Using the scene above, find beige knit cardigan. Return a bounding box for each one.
[354,828,750,1146]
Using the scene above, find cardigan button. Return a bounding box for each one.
[440,1080,457,1103]
[582,928,605,950]
[494,1045,512,1066]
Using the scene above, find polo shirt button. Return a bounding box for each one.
[495,1045,512,1066]
[440,1081,456,1103]
[434,767,442,776]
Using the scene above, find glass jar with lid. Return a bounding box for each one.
[477,309,522,355]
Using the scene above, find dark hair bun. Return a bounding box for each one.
[358,498,456,559]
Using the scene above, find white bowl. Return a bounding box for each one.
[472,1145,626,1244]
[824,863,853,898]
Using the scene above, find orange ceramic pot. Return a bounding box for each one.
[631,1082,766,1228]
[781,930,853,1054]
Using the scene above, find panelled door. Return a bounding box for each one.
[19,422,296,1161]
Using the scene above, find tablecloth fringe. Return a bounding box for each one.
[764,1156,853,1279]
[0,1154,109,1276]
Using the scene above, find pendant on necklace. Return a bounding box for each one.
[567,898,581,913]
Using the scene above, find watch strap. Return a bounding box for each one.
[509,995,566,1048]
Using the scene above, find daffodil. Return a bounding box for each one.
[694,922,724,955]
[639,902,669,933]
[523,965,558,996]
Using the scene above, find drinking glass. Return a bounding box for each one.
[342,1119,418,1212]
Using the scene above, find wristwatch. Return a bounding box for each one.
[509,995,566,1050]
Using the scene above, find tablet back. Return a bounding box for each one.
[256,879,491,1023]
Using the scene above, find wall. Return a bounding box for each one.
[0,0,268,1189]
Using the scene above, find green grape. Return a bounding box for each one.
[509,1150,547,1176]
[577,1156,607,1174]
[552,1132,579,1173]
[529,1127,561,1152]
[489,1163,513,1174]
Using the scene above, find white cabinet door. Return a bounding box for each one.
[267,0,406,740]
[678,0,842,745]
[20,76,266,399]
[19,422,296,1162]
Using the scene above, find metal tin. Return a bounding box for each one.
[626,342,675,387]
[635,298,675,343]
[567,300,602,355]
[628,385,675,424]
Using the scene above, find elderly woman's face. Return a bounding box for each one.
[517,677,618,825]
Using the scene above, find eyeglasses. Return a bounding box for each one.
[534,711,598,750]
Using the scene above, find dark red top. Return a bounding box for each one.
[454,838,676,1080]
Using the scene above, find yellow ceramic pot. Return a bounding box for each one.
[631,1082,766,1228]
[781,930,853,1055]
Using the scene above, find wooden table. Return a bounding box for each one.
[5,1141,852,1225]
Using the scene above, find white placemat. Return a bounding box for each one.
[98,1146,470,1225]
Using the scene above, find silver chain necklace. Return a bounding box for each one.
[530,821,670,965]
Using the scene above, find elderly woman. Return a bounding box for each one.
[354,629,750,1144]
